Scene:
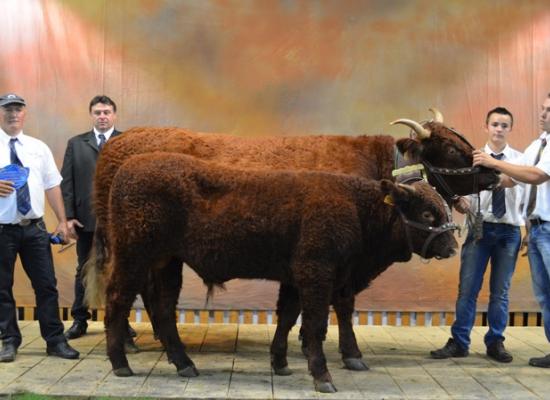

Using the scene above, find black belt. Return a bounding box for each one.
[529,217,549,226]
[0,217,43,227]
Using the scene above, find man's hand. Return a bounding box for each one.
[473,150,497,168]
[453,196,471,214]
[53,221,71,244]
[67,219,84,240]
[0,180,14,197]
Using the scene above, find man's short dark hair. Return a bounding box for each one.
[89,95,117,113]
[486,106,513,127]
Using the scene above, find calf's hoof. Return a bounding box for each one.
[343,357,369,371]
[178,365,199,377]
[273,365,293,376]
[314,379,337,393]
[113,367,134,377]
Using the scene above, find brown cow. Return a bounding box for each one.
[90,110,498,371]
[86,152,458,393]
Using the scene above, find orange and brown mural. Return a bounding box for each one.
[3,0,550,311]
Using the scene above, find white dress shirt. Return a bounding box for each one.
[468,144,524,226]
[0,129,62,224]
[517,132,550,220]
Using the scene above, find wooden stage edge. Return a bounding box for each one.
[15,306,543,327]
[0,322,549,399]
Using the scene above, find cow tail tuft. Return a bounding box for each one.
[82,226,108,308]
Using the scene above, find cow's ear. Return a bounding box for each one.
[396,138,423,162]
[381,179,411,205]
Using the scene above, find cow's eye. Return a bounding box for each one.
[422,210,434,223]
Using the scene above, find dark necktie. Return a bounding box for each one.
[98,133,106,151]
[9,138,31,215]
[526,138,548,217]
[491,153,506,218]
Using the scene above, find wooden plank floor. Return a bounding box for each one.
[0,322,549,399]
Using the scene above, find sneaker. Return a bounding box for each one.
[529,354,550,368]
[486,341,513,363]
[430,338,469,359]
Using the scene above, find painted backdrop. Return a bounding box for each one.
[4,0,550,311]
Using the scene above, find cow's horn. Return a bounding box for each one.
[390,119,431,139]
[429,107,444,123]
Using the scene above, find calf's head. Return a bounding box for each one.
[381,179,458,260]
[393,109,499,201]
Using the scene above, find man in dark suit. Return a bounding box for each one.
[61,95,136,343]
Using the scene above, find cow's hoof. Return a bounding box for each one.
[273,365,293,376]
[314,380,337,393]
[343,358,369,371]
[178,365,199,377]
[113,367,134,377]
[124,340,140,354]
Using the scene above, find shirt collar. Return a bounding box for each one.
[93,126,115,141]
[484,143,512,159]
[0,128,26,146]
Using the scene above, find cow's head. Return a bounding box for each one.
[393,109,500,202]
[381,179,458,260]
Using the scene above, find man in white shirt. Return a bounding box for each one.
[431,107,523,363]
[473,94,550,368]
[0,93,79,362]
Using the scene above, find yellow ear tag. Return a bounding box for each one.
[384,195,395,206]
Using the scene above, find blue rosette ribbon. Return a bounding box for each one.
[0,164,30,189]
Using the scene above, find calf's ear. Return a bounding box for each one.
[380,179,411,205]
[396,138,423,162]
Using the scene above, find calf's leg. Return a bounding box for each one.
[271,284,301,375]
[332,287,368,370]
[152,260,198,377]
[299,282,336,393]
[105,268,144,376]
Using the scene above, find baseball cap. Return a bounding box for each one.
[0,93,26,107]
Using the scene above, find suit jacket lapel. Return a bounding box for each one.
[83,130,99,153]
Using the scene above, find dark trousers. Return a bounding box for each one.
[71,230,94,324]
[0,220,65,348]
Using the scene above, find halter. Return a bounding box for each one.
[405,123,487,203]
[397,206,459,260]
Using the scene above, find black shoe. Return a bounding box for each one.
[64,321,87,340]
[128,324,137,338]
[430,338,469,359]
[47,341,80,359]
[529,354,550,368]
[0,343,17,363]
[487,341,513,363]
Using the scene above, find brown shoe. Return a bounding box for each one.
[430,338,469,359]
[529,354,550,368]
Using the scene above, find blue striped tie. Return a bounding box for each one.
[491,153,505,219]
[9,138,31,215]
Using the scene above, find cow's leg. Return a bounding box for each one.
[142,258,183,342]
[152,260,198,377]
[333,287,368,371]
[105,271,143,377]
[270,283,301,375]
[299,282,336,393]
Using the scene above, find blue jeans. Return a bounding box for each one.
[451,222,521,350]
[527,221,550,342]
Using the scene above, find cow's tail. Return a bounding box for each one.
[82,225,109,308]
